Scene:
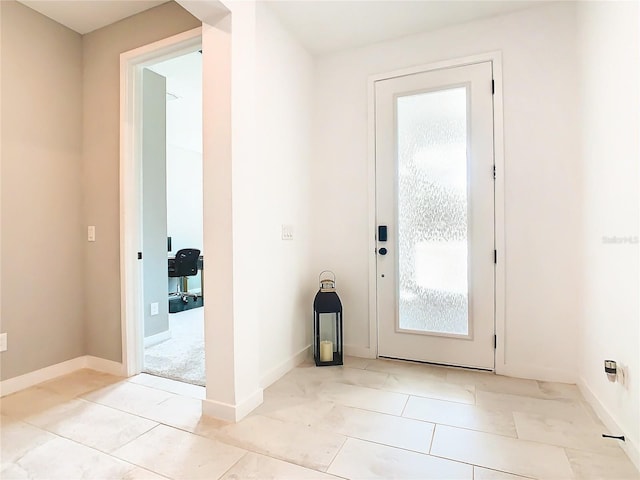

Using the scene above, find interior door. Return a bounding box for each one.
[142,68,169,344]
[375,62,495,370]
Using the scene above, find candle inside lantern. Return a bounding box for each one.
[320,340,333,362]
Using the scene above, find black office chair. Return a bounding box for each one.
[169,248,201,303]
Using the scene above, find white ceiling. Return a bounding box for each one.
[267,0,544,55]
[17,0,168,34]
[17,0,543,52]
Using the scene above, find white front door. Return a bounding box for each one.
[375,62,496,370]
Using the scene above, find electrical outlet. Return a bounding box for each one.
[88,225,96,242]
[618,364,629,388]
[0,333,7,352]
[281,224,293,240]
[150,303,159,316]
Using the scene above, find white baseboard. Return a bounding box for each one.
[496,363,576,384]
[143,330,171,348]
[260,345,310,389]
[344,344,375,359]
[1,357,86,397]
[201,388,264,422]
[0,355,125,397]
[578,377,640,471]
[84,356,126,377]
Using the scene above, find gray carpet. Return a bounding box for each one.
[143,307,205,386]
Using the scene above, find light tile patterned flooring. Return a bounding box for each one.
[1,357,638,479]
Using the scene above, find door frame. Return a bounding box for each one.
[366,51,507,373]
[119,27,202,377]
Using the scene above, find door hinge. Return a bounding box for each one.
[492,165,496,180]
[137,252,142,260]
[494,250,497,264]
[492,79,495,94]
[494,334,497,349]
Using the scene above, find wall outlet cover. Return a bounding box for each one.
[150,302,159,316]
[0,333,7,352]
[281,224,294,240]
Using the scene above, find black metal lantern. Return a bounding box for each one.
[313,271,343,366]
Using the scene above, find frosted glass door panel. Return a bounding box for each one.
[396,88,469,335]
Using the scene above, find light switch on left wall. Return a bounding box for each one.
[88,226,96,242]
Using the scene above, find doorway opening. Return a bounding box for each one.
[140,51,205,386]
[119,27,204,384]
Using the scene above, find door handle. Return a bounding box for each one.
[378,247,388,255]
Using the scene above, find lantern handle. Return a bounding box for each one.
[318,270,336,286]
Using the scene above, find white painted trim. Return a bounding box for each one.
[1,357,86,397]
[143,329,172,348]
[367,52,506,371]
[491,54,507,377]
[260,345,310,389]
[120,27,202,378]
[0,356,125,397]
[84,356,126,377]
[367,77,379,358]
[201,388,264,423]
[500,363,576,384]
[578,377,640,471]
[344,344,375,359]
[368,52,504,84]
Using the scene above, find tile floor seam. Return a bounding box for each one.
[399,393,410,417]
[428,422,437,454]
[125,375,195,398]
[319,399,437,425]
[322,378,478,407]
[428,450,532,479]
[429,428,578,479]
[345,434,485,472]
[192,419,346,474]
[21,415,160,457]
[214,450,251,480]
[476,465,536,479]
[6,417,152,477]
[104,421,163,454]
[78,390,178,421]
[411,417,518,441]
[338,431,467,459]
[511,432,625,458]
[17,443,164,480]
[3,431,58,469]
[512,412,627,455]
[325,434,349,474]
[434,419,601,447]
[332,429,432,455]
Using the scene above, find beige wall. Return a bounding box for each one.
[0,1,84,380]
[0,1,199,381]
[82,2,200,361]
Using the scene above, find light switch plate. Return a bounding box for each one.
[150,303,159,316]
[88,226,96,242]
[0,333,7,352]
